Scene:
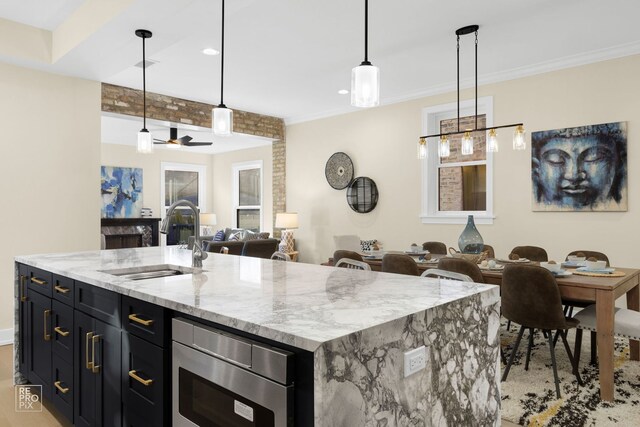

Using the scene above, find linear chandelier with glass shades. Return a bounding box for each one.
[417,25,526,159]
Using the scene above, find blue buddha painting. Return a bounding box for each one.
[101,166,143,218]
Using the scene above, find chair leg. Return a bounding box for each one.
[560,329,583,386]
[502,325,526,382]
[547,329,562,399]
[574,328,583,376]
[552,329,561,347]
[506,320,511,331]
[590,331,597,365]
[501,346,507,365]
[525,328,535,371]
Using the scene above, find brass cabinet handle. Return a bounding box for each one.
[128,313,154,326]
[54,285,70,294]
[31,277,47,286]
[86,332,94,370]
[54,381,69,394]
[43,310,51,341]
[54,326,70,337]
[91,334,101,374]
[20,276,27,302]
[128,370,154,386]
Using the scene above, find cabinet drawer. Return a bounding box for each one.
[52,275,74,306]
[75,281,121,327]
[52,300,73,360]
[122,333,168,427]
[122,296,168,347]
[52,354,73,423]
[26,266,53,298]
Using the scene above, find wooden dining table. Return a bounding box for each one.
[326,256,640,401]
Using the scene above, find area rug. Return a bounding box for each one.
[500,325,640,426]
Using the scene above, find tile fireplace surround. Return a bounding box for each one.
[100,218,160,249]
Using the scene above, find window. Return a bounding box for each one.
[161,162,207,245]
[233,161,262,231]
[421,97,494,224]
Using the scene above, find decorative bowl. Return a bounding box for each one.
[567,255,586,262]
[585,260,607,270]
[540,262,562,273]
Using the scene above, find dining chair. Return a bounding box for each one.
[437,258,485,283]
[241,239,280,259]
[335,258,371,270]
[422,241,447,255]
[205,241,244,255]
[566,250,610,267]
[510,245,548,262]
[381,253,419,276]
[333,250,364,264]
[501,264,582,398]
[271,251,291,261]
[482,244,495,259]
[573,304,640,370]
[420,269,472,282]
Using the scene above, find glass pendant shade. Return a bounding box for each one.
[486,129,498,153]
[351,63,380,108]
[417,138,427,159]
[513,125,526,150]
[212,106,233,136]
[461,131,474,155]
[438,136,450,158]
[137,129,153,154]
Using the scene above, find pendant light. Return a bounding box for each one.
[351,0,379,108]
[135,29,153,154]
[418,25,524,158]
[213,0,233,136]
[418,138,427,159]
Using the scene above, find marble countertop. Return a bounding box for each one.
[16,247,497,352]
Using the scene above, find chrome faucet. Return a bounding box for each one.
[160,199,208,268]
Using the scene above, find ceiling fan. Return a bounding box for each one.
[153,127,213,147]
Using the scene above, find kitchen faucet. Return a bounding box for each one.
[160,199,208,268]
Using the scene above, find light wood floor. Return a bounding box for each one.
[0,344,520,426]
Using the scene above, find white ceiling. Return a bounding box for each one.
[1,0,639,124]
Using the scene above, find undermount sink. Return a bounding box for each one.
[100,264,205,281]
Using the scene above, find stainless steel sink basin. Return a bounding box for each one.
[100,264,204,281]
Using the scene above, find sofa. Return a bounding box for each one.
[200,228,279,259]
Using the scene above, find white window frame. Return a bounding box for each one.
[160,162,207,245]
[420,96,494,224]
[232,160,263,230]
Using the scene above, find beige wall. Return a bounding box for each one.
[287,55,639,267]
[1,62,101,331]
[212,146,274,234]
[100,144,215,215]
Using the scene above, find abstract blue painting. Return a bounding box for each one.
[101,166,143,218]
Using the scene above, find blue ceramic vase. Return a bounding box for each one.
[458,215,484,254]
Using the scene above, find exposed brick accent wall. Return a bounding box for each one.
[438,115,486,211]
[101,83,287,232]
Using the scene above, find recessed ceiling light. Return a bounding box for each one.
[202,48,220,56]
[338,89,349,95]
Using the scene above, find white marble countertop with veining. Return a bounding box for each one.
[15,247,498,352]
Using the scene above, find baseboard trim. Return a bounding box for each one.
[0,328,14,346]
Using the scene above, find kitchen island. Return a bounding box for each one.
[15,247,500,426]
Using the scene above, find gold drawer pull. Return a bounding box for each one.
[86,332,94,370]
[128,314,154,326]
[54,285,70,294]
[20,276,27,302]
[31,277,47,286]
[54,326,70,337]
[91,334,101,374]
[54,381,69,394]
[129,370,153,386]
[43,310,51,341]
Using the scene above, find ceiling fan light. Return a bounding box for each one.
[486,128,498,153]
[137,129,153,154]
[351,63,379,108]
[461,131,474,155]
[212,106,233,136]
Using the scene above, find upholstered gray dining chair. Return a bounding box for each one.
[381,253,419,276]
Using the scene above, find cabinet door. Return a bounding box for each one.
[17,265,30,378]
[27,290,52,401]
[74,310,96,427]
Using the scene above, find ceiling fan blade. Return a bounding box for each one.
[178,135,193,144]
[153,140,168,144]
[183,141,213,146]
[153,138,166,142]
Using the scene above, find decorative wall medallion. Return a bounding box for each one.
[325,152,354,190]
[346,176,378,213]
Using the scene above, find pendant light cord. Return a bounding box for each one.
[456,34,460,133]
[142,35,147,129]
[220,0,225,106]
[475,30,478,130]
[364,0,368,63]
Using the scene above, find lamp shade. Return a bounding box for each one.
[275,212,298,229]
[200,213,217,226]
[351,64,379,108]
[213,106,233,136]
[137,129,153,154]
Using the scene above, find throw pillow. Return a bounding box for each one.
[258,232,270,239]
[213,230,225,242]
[243,230,260,241]
[228,232,242,241]
[360,239,378,252]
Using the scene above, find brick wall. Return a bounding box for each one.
[101,83,287,232]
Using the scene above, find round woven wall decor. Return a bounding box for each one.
[325,152,354,190]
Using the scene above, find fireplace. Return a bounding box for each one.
[100,218,160,249]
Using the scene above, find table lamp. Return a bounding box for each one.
[200,213,217,236]
[275,212,298,253]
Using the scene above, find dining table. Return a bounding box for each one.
[325,255,640,401]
